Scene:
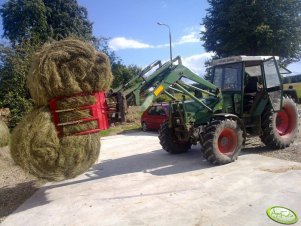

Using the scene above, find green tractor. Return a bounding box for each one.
[143,56,299,165]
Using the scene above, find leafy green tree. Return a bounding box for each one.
[0,43,33,127]
[0,0,93,45]
[0,0,48,46]
[111,64,142,89]
[203,59,213,82]
[43,0,93,41]
[202,0,301,64]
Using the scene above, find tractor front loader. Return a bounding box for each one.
[137,55,298,165]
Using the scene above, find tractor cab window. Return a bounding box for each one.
[213,63,242,91]
[263,59,281,88]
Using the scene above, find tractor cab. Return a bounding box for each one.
[211,56,283,117]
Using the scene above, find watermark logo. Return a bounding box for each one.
[267,206,298,225]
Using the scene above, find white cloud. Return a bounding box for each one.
[182,52,215,75]
[109,37,153,51]
[109,28,202,51]
[155,43,170,48]
[176,32,199,45]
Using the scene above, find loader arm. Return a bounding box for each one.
[106,56,221,123]
[138,56,220,111]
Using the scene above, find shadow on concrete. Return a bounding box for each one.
[89,146,210,178]
[0,181,41,221]
[47,145,210,190]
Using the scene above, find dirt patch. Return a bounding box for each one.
[0,146,45,223]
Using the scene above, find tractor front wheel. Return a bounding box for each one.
[260,96,299,149]
[159,121,191,154]
[201,119,244,165]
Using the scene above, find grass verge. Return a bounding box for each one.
[100,123,141,137]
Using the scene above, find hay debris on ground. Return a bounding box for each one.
[10,38,113,181]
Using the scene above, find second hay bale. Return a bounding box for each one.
[0,120,10,147]
[10,39,113,181]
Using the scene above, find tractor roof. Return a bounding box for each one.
[212,56,279,66]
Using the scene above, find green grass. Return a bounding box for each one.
[100,123,141,137]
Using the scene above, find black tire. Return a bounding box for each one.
[202,119,244,165]
[141,122,148,132]
[260,96,299,149]
[159,121,190,154]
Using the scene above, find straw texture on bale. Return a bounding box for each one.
[0,120,10,147]
[28,39,112,106]
[10,38,113,181]
[11,107,100,181]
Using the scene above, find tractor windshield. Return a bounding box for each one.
[212,63,242,91]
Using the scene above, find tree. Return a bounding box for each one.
[202,0,301,64]
[43,0,93,41]
[111,64,142,89]
[0,43,33,127]
[0,0,93,45]
[0,0,48,46]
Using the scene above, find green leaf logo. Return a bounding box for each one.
[267,206,299,225]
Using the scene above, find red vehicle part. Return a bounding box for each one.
[276,104,296,137]
[217,128,238,155]
[141,103,169,131]
[49,91,109,137]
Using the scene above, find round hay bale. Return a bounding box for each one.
[10,38,113,181]
[28,38,113,106]
[11,107,100,181]
[0,120,10,147]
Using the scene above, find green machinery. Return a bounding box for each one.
[109,55,299,165]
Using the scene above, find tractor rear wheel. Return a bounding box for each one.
[202,119,243,165]
[159,121,191,154]
[260,96,299,149]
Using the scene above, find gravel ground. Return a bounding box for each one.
[0,124,300,223]
[243,135,301,163]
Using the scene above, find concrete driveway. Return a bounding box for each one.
[2,132,301,226]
